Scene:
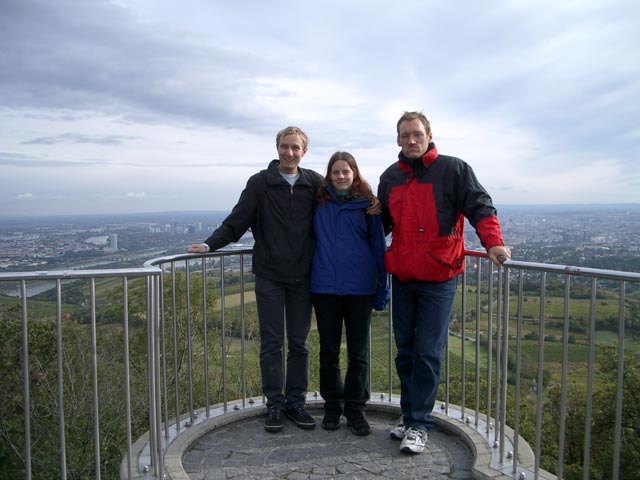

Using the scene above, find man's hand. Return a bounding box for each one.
[187,244,207,253]
[366,196,382,215]
[488,245,511,267]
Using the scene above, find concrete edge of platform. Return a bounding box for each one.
[126,394,545,480]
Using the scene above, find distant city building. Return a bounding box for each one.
[110,233,118,252]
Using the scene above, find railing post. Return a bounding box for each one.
[612,280,626,480]
[55,278,68,479]
[512,270,524,476]
[534,272,547,479]
[89,278,102,480]
[20,281,32,480]
[122,277,133,480]
[499,266,510,463]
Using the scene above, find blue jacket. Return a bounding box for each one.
[311,186,389,310]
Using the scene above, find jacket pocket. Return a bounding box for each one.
[385,235,463,282]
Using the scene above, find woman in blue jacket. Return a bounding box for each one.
[311,151,388,436]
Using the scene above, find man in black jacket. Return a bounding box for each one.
[188,126,322,432]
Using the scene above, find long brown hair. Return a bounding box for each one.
[317,151,373,204]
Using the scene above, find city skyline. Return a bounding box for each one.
[1,0,639,216]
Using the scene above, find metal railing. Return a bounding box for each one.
[1,251,638,479]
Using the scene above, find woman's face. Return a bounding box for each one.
[330,159,354,191]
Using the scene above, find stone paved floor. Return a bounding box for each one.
[182,410,474,479]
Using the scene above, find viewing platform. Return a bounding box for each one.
[2,249,639,479]
[145,395,530,480]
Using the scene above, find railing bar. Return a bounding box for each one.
[185,260,195,421]
[54,279,68,479]
[494,266,503,447]
[583,278,597,480]
[21,280,32,480]
[202,258,210,417]
[159,273,169,440]
[146,275,158,475]
[171,263,180,433]
[122,277,133,480]
[486,261,493,437]
[499,267,509,463]
[534,272,547,480]
[612,281,625,480]
[491,259,640,282]
[153,274,164,480]
[89,278,101,480]
[512,270,524,475]
[388,276,394,402]
[475,258,481,427]
[460,268,466,419]
[220,256,228,411]
[557,276,571,480]
[496,262,503,446]
[240,254,247,406]
[0,267,162,282]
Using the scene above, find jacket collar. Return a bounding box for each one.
[323,184,369,206]
[267,159,314,186]
[398,143,438,172]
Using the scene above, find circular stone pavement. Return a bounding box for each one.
[181,410,474,479]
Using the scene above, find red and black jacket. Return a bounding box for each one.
[377,143,504,283]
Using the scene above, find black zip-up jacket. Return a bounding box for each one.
[204,159,323,284]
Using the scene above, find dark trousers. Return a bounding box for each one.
[255,276,312,411]
[392,275,458,431]
[312,293,373,418]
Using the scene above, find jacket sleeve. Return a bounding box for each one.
[203,173,261,251]
[457,161,505,250]
[369,214,390,311]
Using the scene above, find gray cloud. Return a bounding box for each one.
[0,0,284,133]
[0,152,110,167]
[22,133,138,145]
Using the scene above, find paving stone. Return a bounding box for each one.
[183,410,473,479]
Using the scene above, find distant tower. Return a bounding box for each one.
[109,233,118,252]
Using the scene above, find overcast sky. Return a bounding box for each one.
[1,0,639,217]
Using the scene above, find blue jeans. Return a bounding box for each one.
[255,276,312,411]
[392,275,458,431]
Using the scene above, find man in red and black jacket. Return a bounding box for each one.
[378,111,510,454]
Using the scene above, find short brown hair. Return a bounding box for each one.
[396,111,431,134]
[276,126,309,149]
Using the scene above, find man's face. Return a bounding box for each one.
[397,118,432,160]
[277,134,307,174]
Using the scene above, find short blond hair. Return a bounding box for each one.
[276,126,309,149]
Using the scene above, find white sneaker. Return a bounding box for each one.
[400,427,428,454]
[389,420,406,440]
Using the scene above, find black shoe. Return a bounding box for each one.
[347,414,371,436]
[321,411,341,430]
[286,404,316,429]
[264,407,284,433]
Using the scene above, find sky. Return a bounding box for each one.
[1,0,639,217]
